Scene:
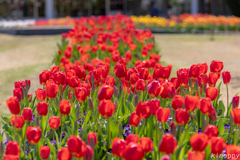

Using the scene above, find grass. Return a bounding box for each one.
[0,34,60,115]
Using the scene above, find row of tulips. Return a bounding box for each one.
[132,14,240,32]
[1,14,239,160]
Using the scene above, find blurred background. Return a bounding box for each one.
[0,0,239,19]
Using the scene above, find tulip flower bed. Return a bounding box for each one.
[132,14,240,32]
[1,14,239,160]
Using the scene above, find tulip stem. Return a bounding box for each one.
[60,115,64,146]
[107,118,111,150]
[14,115,17,142]
[235,127,240,145]
[53,130,55,147]
[226,84,229,113]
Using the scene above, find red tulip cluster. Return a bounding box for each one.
[2,14,238,160]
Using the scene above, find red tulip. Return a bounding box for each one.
[190,133,208,152]
[3,155,20,160]
[75,87,87,102]
[159,134,177,154]
[170,77,179,89]
[172,95,185,110]
[45,81,59,99]
[208,107,217,122]
[222,71,231,84]
[126,134,139,144]
[232,95,239,108]
[10,115,24,129]
[206,86,218,101]
[209,137,226,155]
[208,72,220,86]
[231,108,240,126]
[26,126,41,144]
[68,76,79,88]
[84,145,94,160]
[60,99,71,115]
[49,116,60,130]
[148,99,160,116]
[75,66,86,80]
[140,137,153,153]
[157,107,171,123]
[22,108,33,122]
[176,109,189,125]
[226,145,240,160]
[39,70,50,85]
[78,83,91,96]
[35,88,46,101]
[135,79,146,92]
[13,88,22,102]
[159,65,172,79]
[135,101,150,119]
[98,100,116,118]
[198,62,208,75]
[114,63,126,79]
[185,95,200,112]
[105,76,116,87]
[111,138,126,157]
[153,69,160,79]
[37,102,48,116]
[91,45,98,53]
[160,82,175,99]
[57,147,72,160]
[148,81,161,97]
[6,97,20,115]
[98,85,114,101]
[123,142,144,160]
[142,49,148,57]
[5,141,20,156]
[129,111,141,127]
[197,74,208,86]
[54,71,66,85]
[67,135,85,155]
[40,146,50,160]
[187,151,205,160]
[199,97,213,115]
[178,71,189,86]
[204,125,218,138]
[210,60,223,73]
[74,141,87,159]
[189,64,200,79]
[87,132,97,146]
[139,68,150,80]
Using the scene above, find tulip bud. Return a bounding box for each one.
[170,122,177,136]
[0,141,3,156]
[134,94,139,107]
[24,87,28,99]
[90,138,95,150]
[194,79,199,91]
[114,99,118,107]
[232,95,239,108]
[209,107,217,122]
[25,80,30,91]
[88,97,93,111]
[91,74,94,85]
[188,78,193,87]
[114,86,118,97]
[36,115,39,126]
[128,91,133,101]
[119,122,123,136]
[190,112,196,121]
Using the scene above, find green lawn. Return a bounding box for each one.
[0,34,60,116]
